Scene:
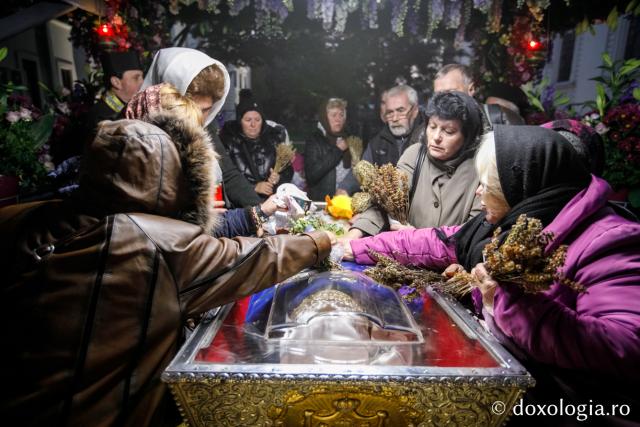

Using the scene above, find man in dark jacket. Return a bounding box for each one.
[86,51,144,129]
[362,84,425,167]
[433,63,526,127]
[0,112,331,426]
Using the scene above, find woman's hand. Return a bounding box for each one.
[213,200,227,215]
[260,194,286,216]
[335,188,348,196]
[470,263,498,315]
[268,168,281,186]
[390,222,415,231]
[337,237,354,261]
[255,181,274,196]
[323,231,338,245]
[442,263,465,279]
[336,137,348,151]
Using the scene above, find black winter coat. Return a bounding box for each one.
[304,129,353,201]
[220,121,293,188]
[364,113,425,167]
[207,123,262,208]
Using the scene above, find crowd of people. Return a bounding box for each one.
[1,46,639,427]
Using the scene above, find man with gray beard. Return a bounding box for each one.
[362,84,425,167]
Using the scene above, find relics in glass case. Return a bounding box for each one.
[163,267,534,426]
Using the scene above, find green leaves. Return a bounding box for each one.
[589,54,640,115]
[633,88,640,101]
[29,114,54,148]
[595,82,606,117]
[606,7,619,31]
[576,18,590,35]
[520,76,570,116]
[0,47,7,63]
[554,91,570,106]
[530,96,546,112]
[619,58,640,76]
[626,0,640,15]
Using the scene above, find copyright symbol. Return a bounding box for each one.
[492,400,506,415]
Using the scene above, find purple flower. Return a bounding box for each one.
[398,285,415,296]
[541,85,555,111]
[620,80,639,104]
[594,122,609,135]
[321,0,335,30]
[431,0,444,24]
[229,0,250,16]
[307,0,319,20]
[445,0,462,29]
[473,0,490,12]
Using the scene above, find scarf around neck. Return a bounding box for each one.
[426,91,484,176]
[450,125,591,271]
[319,100,350,168]
[125,84,165,120]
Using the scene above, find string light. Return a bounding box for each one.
[97,23,114,37]
[527,39,541,50]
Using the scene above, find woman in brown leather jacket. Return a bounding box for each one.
[0,96,331,425]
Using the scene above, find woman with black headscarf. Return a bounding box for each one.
[347,90,484,238]
[304,97,360,201]
[343,125,640,424]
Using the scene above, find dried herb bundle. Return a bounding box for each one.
[351,192,372,214]
[439,214,585,298]
[364,250,443,300]
[273,144,296,174]
[368,164,410,224]
[353,160,377,191]
[347,136,364,166]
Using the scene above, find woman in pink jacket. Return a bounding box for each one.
[343,125,640,425]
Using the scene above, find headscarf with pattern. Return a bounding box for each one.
[125,83,166,120]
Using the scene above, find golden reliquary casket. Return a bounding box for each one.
[163,264,534,426]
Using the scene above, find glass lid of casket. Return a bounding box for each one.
[191,267,504,368]
[264,271,422,343]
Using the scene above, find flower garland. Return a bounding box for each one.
[69,0,172,67]
[66,0,556,45]
[472,13,546,91]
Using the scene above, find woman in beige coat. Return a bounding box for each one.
[347,91,484,238]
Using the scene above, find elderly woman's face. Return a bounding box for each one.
[475,182,510,224]
[241,110,263,139]
[327,107,346,134]
[426,116,465,161]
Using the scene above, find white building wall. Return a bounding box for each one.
[46,19,77,91]
[544,16,636,113]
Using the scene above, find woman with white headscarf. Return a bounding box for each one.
[141,47,229,125]
[142,48,263,208]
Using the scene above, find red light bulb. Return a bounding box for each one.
[97,23,114,37]
[528,40,541,50]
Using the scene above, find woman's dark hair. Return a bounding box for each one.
[425,90,483,147]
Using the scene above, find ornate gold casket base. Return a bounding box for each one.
[164,270,533,426]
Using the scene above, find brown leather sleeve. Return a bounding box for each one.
[303,230,332,267]
[158,225,331,317]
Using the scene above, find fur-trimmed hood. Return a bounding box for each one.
[78,112,221,233]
